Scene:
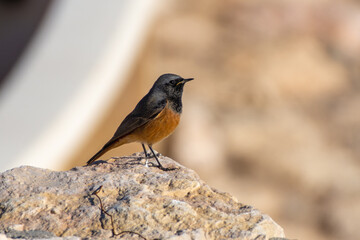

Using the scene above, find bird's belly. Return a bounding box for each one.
[133,107,180,145]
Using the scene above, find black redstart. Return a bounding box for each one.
[86,73,193,170]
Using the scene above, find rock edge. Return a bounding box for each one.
[0,153,286,240]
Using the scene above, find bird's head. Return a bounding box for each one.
[153,73,194,98]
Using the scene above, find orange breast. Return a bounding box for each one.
[132,105,180,145]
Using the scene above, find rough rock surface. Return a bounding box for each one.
[0,153,285,240]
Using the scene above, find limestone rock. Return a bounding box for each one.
[0,153,285,239]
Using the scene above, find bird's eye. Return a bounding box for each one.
[169,80,176,85]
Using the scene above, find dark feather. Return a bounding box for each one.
[110,92,166,141]
[87,92,166,165]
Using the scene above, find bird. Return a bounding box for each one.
[86,73,193,170]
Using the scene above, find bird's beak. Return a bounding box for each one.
[177,78,194,86]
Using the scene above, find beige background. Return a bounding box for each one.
[67,1,360,240]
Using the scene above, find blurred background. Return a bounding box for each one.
[1,0,360,239]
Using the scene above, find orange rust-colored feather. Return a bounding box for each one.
[132,105,180,145]
[116,104,180,147]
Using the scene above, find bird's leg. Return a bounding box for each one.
[141,143,149,157]
[141,143,149,167]
[148,145,177,171]
[148,145,165,169]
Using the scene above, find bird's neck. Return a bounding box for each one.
[168,96,183,114]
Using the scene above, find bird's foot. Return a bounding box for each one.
[156,164,178,171]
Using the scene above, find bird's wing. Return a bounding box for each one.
[104,94,167,147]
[86,94,166,165]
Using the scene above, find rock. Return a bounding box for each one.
[0,153,285,240]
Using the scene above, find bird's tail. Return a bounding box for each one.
[87,138,125,165]
[87,146,110,165]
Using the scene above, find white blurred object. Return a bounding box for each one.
[0,0,160,171]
